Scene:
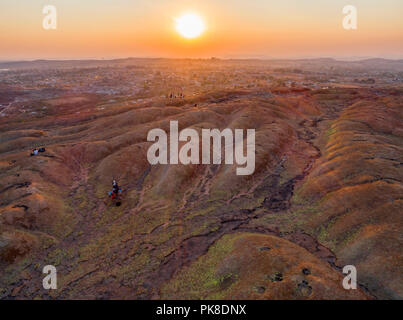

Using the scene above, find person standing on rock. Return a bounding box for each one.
[111,180,121,200]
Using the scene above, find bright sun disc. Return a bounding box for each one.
[175,13,205,39]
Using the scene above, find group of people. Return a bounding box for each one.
[29,143,121,203]
[168,92,185,99]
[30,143,122,205]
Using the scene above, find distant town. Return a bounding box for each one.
[1,58,403,118]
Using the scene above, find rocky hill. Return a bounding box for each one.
[0,84,402,299]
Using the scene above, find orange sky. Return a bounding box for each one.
[1,0,402,60]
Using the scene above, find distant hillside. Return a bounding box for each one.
[1,57,403,71]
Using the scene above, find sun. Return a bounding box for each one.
[175,13,205,39]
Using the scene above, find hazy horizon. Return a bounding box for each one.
[1,55,403,63]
